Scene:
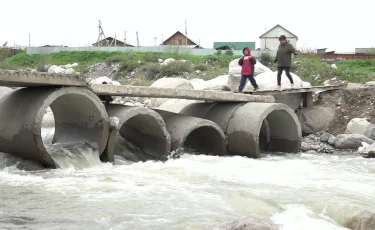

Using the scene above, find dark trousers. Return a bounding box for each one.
[277,67,294,86]
[239,75,258,92]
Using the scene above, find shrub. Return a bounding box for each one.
[0,48,9,62]
[119,59,139,73]
[225,49,234,56]
[8,53,38,67]
[194,63,209,71]
[140,63,161,80]
[259,52,273,66]
[106,52,137,64]
[160,61,192,77]
[216,50,222,56]
[141,53,159,63]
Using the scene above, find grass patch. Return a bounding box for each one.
[140,63,161,80]
[291,57,375,85]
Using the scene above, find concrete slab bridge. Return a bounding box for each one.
[0,70,342,167]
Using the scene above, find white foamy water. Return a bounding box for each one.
[0,151,374,230]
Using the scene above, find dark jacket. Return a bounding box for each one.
[238,47,257,75]
[274,42,298,67]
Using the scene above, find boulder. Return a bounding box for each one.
[111,81,121,86]
[360,142,375,158]
[0,86,13,100]
[190,78,207,90]
[326,204,375,230]
[160,58,176,66]
[297,106,335,135]
[255,71,304,91]
[89,76,113,85]
[47,65,57,73]
[228,58,272,92]
[323,77,347,86]
[213,215,278,230]
[205,75,229,90]
[346,118,375,140]
[328,136,336,146]
[71,63,79,67]
[335,134,374,149]
[63,68,76,74]
[44,64,51,72]
[302,81,312,88]
[149,78,194,107]
[157,99,200,113]
[48,65,65,74]
[320,132,334,143]
[61,64,72,69]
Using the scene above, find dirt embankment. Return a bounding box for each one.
[315,86,375,134]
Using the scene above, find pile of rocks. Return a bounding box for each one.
[301,117,375,158]
[87,62,120,79]
[323,76,348,86]
[46,63,78,75]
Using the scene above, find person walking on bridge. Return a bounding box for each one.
[238,47,259,92]
[274,35,298,89]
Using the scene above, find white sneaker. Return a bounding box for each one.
[291,84,294,89]
[276,85,281,90]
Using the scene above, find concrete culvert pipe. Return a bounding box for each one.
[0,87,109,168]
[105,105,171,162]
[154,109,227,156]
[180,102,301,157]
[226,103,301,157]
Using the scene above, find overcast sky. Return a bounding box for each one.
[1,0,373,52]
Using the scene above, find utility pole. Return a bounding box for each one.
[264,26,267,50]
[28,33,31,47]
[136,31,139,47]
[161,34,163,46]
[185,19,188,46]
[153,37,157,46]
[96,20,107,47]
[124,30,127,47]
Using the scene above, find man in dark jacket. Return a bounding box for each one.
[238,47,259,92]
[274,35,298,89]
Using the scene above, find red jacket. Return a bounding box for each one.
[238,47,256,75]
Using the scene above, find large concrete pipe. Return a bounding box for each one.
[105,105,171,162]
[180,102,301,157]
[154,109,227,156]
[0,87,109,168]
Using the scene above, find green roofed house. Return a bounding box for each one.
[213,42,256,51]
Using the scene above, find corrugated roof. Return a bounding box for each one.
[213,42,256,50]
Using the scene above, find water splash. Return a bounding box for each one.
[45,142,102,169]
[114,135,157,163]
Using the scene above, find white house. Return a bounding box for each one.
[259,24,298,51]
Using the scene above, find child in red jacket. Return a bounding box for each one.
[238,47,258,92]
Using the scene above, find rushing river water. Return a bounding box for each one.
[1,145,375,230]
